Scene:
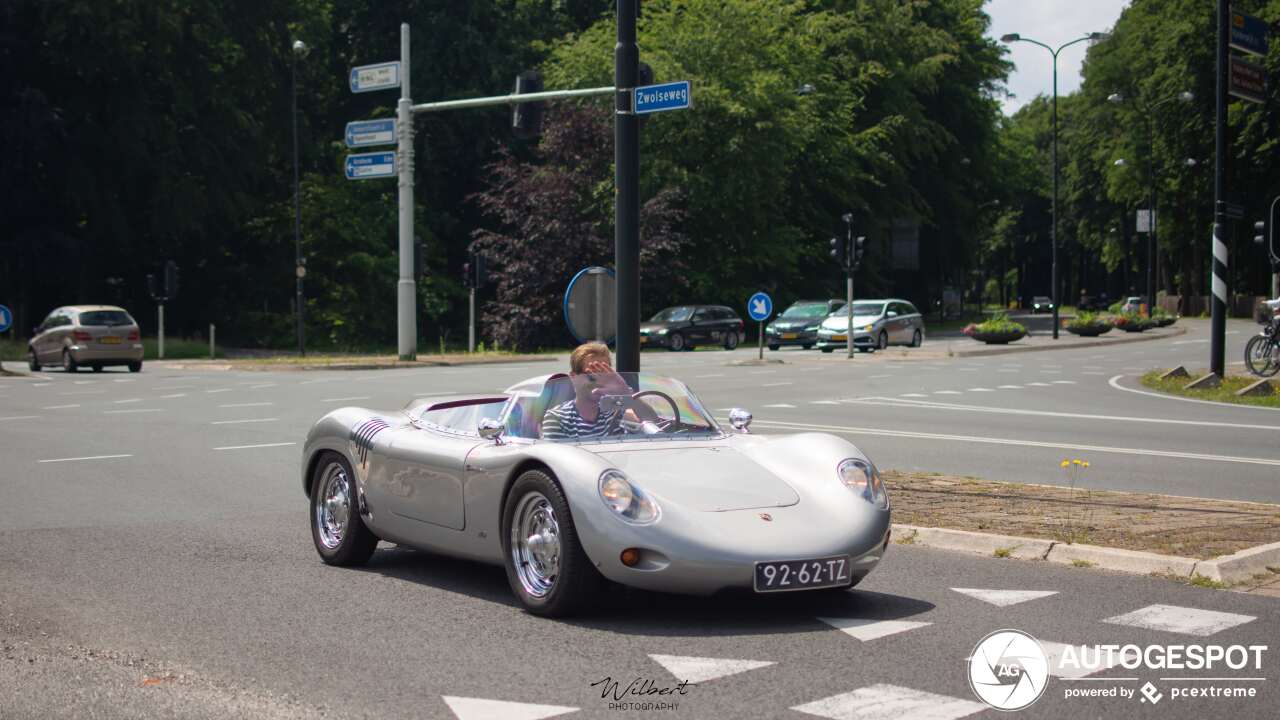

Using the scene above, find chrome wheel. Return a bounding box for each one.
[510,491,560,598]
[315,462,352,550]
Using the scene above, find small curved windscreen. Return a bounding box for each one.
[79,310,133,327]
[502,373,721,443]
[649,307,693,323]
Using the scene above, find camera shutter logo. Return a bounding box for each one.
[968,629,1050,711]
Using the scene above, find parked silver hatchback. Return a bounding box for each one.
[815,298,926,353]
[28,305,144,373]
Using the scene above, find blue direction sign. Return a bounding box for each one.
[345,118,397,148]
[747,292,773,321]
[349,61,401,93]
[634,80,692,115]
[0,304,11,333]
[345,152,396,180]
[1230,11,1269,57]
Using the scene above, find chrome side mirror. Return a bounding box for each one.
[728,407,753,433]
[478,418,505,444]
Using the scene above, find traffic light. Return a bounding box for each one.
[147,273,159,301]
[512,70,544,139]
[164,260,179,300]
[853,236,866,268]
[462,262,473,289]
[830,236,848,269]
[1255,220,1267,246]
[473,253,486,288]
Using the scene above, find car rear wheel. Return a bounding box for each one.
[667,332,685,352]
[820,347,833,353]
[27,349,39,372]
[876,331,888,350]
[911,329,923,348]
[310,452,378,566]
[62,349,78,373]
[723,331,739,350]
[92,364,103,372]
[502,468,601,617]
[767,344,780,351]
[802,343,814,350]
[128,362,142,373]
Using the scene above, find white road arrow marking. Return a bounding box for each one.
[648,654,774,683]
[792,683,985,720]
[950,588,1057,607]
[1102,604,1255,636]
[441,696,578,720]
[816,617,931,641]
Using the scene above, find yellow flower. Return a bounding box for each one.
[1082,461,1090,468]
[1060,460,1070,468]
[1072,459,1082,465]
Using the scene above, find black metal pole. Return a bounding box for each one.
[1147,116,1156,315]
[292,54,305,356]
[1051,50,1060,339]
[614,0,640,372]
[1211,0,1227,376]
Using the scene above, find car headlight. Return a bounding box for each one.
[804,325,819,331]
[599,470,660,524]
[655,328,669,335]
[837,458,889,509]
[863,324,874,331]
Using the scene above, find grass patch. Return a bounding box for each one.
[993,546,1013,558]
[0,338,24,361]
[1188,574,1230,590]
[1071,559,1096,568]
[1140,370,1280,408]
[143,337,218,360]
[895,530,917,546]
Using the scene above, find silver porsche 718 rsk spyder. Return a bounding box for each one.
[302,372,891,617]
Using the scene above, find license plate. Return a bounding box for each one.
[781,333,798,339]
[640,336,649,344]
[831,335,847,342]
[754,555,852,592]
[100,336,121,344]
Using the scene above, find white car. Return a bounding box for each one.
[816,299,925,353]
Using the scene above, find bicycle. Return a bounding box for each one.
[1244,299,1280,377]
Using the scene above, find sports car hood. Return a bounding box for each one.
[588,446,799,512]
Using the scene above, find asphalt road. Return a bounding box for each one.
[1,317,1277,719]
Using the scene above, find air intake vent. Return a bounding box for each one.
[351,418,390,465]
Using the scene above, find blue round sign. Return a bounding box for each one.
[0,304,11,333]
[747,292,773,321]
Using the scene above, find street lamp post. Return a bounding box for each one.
[1107,91,1193,315]
[291,39,308,356]
[1001,32,1107,339]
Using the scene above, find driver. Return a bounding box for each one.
[541,342,642,440]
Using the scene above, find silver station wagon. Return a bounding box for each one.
[816,299,925,353]
[28,305,144,373]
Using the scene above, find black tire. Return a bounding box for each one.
[876,331,888,351]
[92,364,103,372]
[802,343,814,350]
[667,332,685,352]
[128,362,142,373]
[768,344,780,352]
[723,331,739,350]
[27,349,39,372]
[857,347,872,353]
[911,329,923,348]
[62,349,78,373]
[310,452,378,567]
[820,347,834,354]
[1245,335,1279,377]
[502,468,601,617]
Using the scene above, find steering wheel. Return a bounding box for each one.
[630,390,684,431]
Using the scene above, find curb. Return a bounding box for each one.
[155,355,558,372]
[891,523,1280,585]
[943,325,1187,358]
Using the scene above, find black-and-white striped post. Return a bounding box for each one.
[1211,0,1227,378]
[1211,221,1227,376]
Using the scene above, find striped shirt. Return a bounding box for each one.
[541,399,623,440]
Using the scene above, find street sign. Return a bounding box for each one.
[564,266,616,344]
[634,80,691,115]
[1136,209,1155,233]
[349,62,401,93]
[1230,10,1269,56]
[0,304,12,333]
[345,151,396,180]
[747,292,773,321]
[1230,55,1267,104]
[345,118,396,148]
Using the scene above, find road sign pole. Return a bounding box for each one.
[615,0,640,373]
[1211,0,1228,377]
[846,273,854,359]
[158,302,165,359]
[396,23,417,361]
[468,288,476,353]
[757,321,763,360]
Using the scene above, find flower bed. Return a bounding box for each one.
[1111,312,1153,333]
[963,314,1028,344]
[1064,312,1113,337]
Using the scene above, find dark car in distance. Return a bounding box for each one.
[640,305,744,351]
[765,299,845,350]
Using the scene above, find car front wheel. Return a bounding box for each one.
[62,349,78,373]
[310,452,378,566]
[911,329,923,347]
[502,468,600,617]
[27,349,39,372]
[667,332,685,352]
[723,331,739,350]
[128,361,142,373]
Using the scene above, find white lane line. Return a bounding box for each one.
[321,396,371,402]
[103,409,164,415]
[1082,371,1108,375]
[73,380,96,385]
[763,403,797,408]
[1108,374,1280,412]
[1172,339,1209,345]
[219,402,274,408]
[845,397,1280,432]
[749,370,776,375]
[901,393,927,398]
[1040,370,1062,374]
[300,378,341,385]
[869,374,892,379]
[156,385,195,390]
[213,442,297,451]
[248,383,277,389]
[933,390,961,395]
[211,418,278,425]
[414,391,457,397]
[735,417,1280,467]
[1051,380,1076,384]
[1025,382,1051,387]
[997,369,1019,373]
[32,383,50,387]
[113,398,142,404]
[205,388,233,394]
[159,393,188,399]
[811,400,840,405]
[762,382,793,387]
[957,368,979,372]
[41,404,80,410]
[695,373,725,378]
[60,390,104,395]
[112,379,135,383]
[0,415,40,421]
[38,454,132,464]
[967,388,993,392]
[997,385,1023,389]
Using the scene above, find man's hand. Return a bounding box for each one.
[584,359,629,396]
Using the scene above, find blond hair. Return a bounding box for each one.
[569,342,611,374]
